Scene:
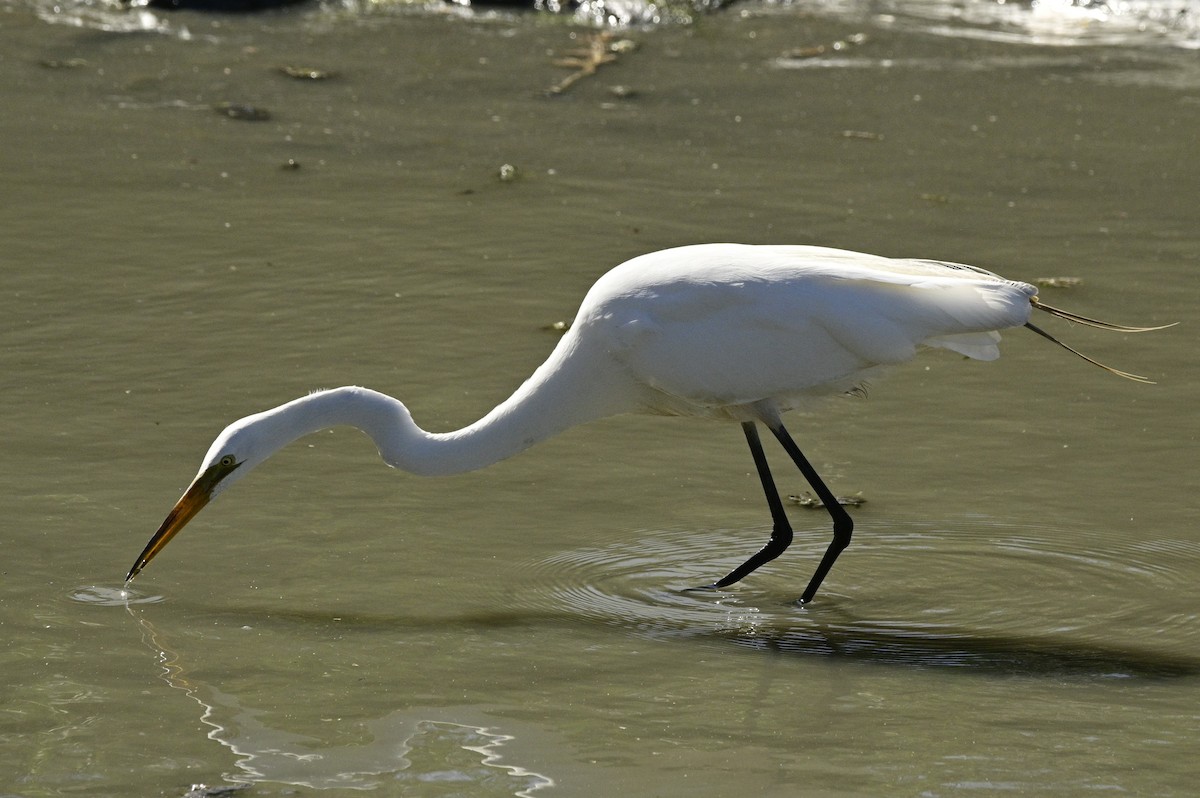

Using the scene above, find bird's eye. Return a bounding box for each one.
[219,455,237,467]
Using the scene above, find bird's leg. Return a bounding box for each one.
[766,420,854,604]
[704,422,795,589]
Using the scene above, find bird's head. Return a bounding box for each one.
[125,411,279,582]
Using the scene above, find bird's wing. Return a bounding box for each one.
[586,247,1034,415]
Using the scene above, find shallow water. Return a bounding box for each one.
[3,1,1199,796]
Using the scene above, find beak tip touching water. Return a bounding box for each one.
[125,480,214,583]
[125,552,155,583]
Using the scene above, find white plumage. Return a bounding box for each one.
[126,243,1165,603]
[581,244,1035,417]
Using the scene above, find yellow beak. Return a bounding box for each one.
[125,458,240,582]
[125,480,212,582]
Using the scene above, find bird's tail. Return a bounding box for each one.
[1026,297,1176,384]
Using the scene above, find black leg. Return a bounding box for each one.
[765,420,854,604]
[706,422,795,588]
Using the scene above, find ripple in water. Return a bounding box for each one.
[70,585,165,606]
[519,519,1200,678]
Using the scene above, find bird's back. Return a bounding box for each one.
[570,244,1036,418]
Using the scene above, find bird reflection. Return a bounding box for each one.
[126,604,554,795]
[718,621,1200,679]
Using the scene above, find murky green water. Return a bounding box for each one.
[3,2,1198,796]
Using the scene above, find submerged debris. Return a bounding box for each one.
[608,38,639,55]
[182,783,251,798]
[781,32,868,60]
[1034,276,1083,289]
[787,492,867,509]
[40,58,89,69]
[547,32,636,95]
[214,102,271,121]
[279,65,335,80]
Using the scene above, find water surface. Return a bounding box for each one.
[2,1,1199,795]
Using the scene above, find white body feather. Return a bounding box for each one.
[180,244,1040,485]
[561,244,1035,419]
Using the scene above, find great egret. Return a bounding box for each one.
[125,243,1169,603]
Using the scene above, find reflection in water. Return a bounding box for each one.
[838,0,1200,49]
[23,0,1200,48]
[523,521,1200,678]
[127,610,553,795]
[721,622,1200,678]
[771,47,1200,92]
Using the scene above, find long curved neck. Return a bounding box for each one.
[246,334,636,477]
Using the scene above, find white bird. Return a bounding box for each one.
[125,243,1168,602]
